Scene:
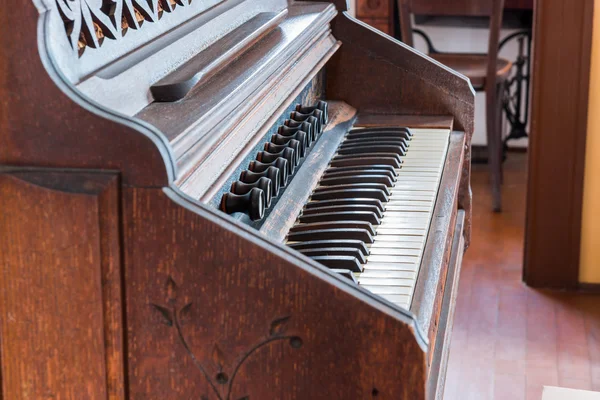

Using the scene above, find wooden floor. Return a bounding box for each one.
[443,153,600,400]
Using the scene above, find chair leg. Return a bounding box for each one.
[497,86,505,186]
[486,83,503,212]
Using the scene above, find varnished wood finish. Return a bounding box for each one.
[0,170,125,399]
[356,114,454,129]
[0,1,173,187]
[412,132,464,356]
[428,210,465,400]
[444,154,600,399]
[1,0,473,398]
[356,0,394,34]
[524,0,594,289]
[124,187,427,399]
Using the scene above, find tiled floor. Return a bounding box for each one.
[443,153,600,400]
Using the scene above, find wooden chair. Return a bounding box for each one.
[398,0,511,212]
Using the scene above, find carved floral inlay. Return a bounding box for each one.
[150,276,304,400]
[55,0,193,56]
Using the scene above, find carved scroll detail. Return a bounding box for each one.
[55,0,193,56]
[150,276,304,400]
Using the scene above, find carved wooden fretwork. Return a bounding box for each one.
[55,0,193,56]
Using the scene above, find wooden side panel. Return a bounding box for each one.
[123,188,427,400]
[412,132,464,354]
[0,170,125,400]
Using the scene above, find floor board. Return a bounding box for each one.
[443,153,600,400]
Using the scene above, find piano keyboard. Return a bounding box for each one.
[287,127,450,309]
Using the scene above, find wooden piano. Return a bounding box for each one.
[0,0,474,399]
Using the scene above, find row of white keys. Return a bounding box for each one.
[356,128,450,310]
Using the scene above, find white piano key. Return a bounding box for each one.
[361,286,413,295]
[378,222,429,230]
[367,247,421,256]
[366,255,420,263]
[377,230,427,236]
[371,234,425,243]
[358,277,416,286]
[364,262,420,271]
[384,200,433,206]
[385,194,436,201]
[394,172,440,177]
[357,270,416,279]
[398,167,441,172]
[383,205,431,212]
[369,241,423,250]
[373,294,411,305]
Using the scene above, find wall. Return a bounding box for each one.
[579,0,600,283]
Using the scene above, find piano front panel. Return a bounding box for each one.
[122,186,428,399]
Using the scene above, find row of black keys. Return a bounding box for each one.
[220,101,329,220]
[286,127,414,277]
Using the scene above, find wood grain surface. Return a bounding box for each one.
[0,170,125,399]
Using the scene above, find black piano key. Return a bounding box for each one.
[298,247,366,264]
[313,183,391,197]
[310,256,363,272]
[342,139,408,152]
[337,144,406,157]
[288,239,369,256]
[333,153,402,164]
[287,228,374,244]
[310,188,389,202]
[349,126,412,137]
[289,221,376,236]
[301,204,384,218]
[324,170,397,184]
[330,269,358,283]
[346,132,412,141]
[298,211,380,225]
[324,165,398,177]
[319,174,394,187]
[330,155,401,169]
[304,198,385,212]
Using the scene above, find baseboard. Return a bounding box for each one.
[471,145,528,164]
[578,283,600,293]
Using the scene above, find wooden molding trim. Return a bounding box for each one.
[523,0,594,289]
[578,283,600,293]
